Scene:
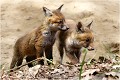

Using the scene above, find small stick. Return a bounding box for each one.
[6,57,54,73]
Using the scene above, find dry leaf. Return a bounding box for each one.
[81,69,100,77]
[29,65,40,77]
[105,72,120,78]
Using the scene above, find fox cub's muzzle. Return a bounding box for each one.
[58,25,69,31]
[87,43,94,51]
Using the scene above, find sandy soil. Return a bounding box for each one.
[0,0,119,69]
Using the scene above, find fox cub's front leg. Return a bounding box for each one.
[26,51,44,67]
[66,51,79,64]
[45,46,53,65]
[58,42,64,64]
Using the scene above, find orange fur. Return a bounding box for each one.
[10,4,69,70]
[56,19,94,64]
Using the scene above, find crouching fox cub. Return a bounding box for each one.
[57,19,94,64]
[10,4,69,70]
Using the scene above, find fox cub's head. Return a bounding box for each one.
[43,4,69,31]
[73,21,94,51]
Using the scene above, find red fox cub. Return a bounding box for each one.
[56,19,94,64]
[10,4,69,70]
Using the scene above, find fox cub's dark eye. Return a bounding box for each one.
[54,22,58,23]
[54,20,63,24]
[59,20,63,23]
[86,38,90,42]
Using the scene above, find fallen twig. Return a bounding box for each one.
[6,57,54,73]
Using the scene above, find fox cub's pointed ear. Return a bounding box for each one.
[86,20,93,29]
[43,7,53,16]
[77,21,84,32]
[57,4,64,11]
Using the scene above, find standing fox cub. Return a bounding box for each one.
[56,19,94,64]
[10,4,69,70]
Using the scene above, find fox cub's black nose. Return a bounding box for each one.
[87,47,95,51]
[59,25,69,31]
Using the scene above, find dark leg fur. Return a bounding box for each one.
[58,42,64,64]
[10,55,23,72]
[26,55,36,67]
[10,55,17,69]
[66,51,79,64]
[26,53,44,67]
[75,50,81,62]
[38,50,44,65]
[16,56,23,69]
[45,47,53,65]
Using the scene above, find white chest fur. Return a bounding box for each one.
[42,30,56,47]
